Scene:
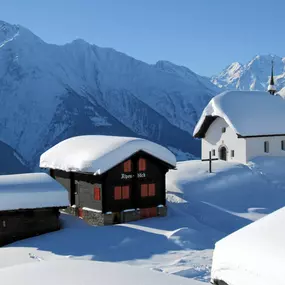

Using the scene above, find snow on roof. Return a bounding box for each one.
[0,259,203,285]
[211,206,285,285]
[40,135,176,174]
[193,90,285,137]
[0,173,69,211]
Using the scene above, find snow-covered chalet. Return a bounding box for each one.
[193,67,285,164]
[40,135,176,225]
[0,173,69,246]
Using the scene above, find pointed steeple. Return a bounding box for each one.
[268,60,277,95]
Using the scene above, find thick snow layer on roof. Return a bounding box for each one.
[0,259,203,285]
[0,173,69,211]
[40,135,176,174]
[193,90,285,137]
[211,206,285,285]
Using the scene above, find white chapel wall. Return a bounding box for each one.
[202,117,247,163]
[246,136,285,161]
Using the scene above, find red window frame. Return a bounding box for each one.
[94,187,101,201]
[114,186,122,200]
[141,184,148,197]
[148,183,156,197]
[140,183,156,197]
[122,185,130,199]
[114,185,130,200]
[124,160,132,173]
[138,158,146,172]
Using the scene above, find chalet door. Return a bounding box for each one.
[219,146,227,161]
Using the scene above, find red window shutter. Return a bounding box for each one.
[114,186,122,200]
[141,184,148,197]
[138,158,146,171]
[78,208,84,218]
[94,187,101,200]
[124,160,132,173]
[149,184,156,196]
[122,185,130,199]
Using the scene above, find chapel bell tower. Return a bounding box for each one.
[268,60,277,95]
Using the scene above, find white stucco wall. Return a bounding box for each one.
[246,136,285,161]
[202,117,247,163]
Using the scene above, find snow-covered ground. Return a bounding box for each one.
[1,157,285,284]
[0,259,203,285]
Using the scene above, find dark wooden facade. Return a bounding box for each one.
[49,151,173,224]
[0,207,61,246]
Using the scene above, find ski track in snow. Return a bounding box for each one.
[1,157,285,283]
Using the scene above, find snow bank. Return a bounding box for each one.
[0,259,203,285]
[193,90,285,137]
[211,206,285,285]
[40,135,176,174]
[0,173,69,211]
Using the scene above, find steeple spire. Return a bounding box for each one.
[268,60,277,95]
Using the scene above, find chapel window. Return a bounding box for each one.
[264,141,269,153]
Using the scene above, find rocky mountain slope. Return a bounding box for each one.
[0,20,220,169]
[212,54,285,92]
[0,141,30,174]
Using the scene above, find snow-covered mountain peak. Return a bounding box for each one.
[212,54,285,91]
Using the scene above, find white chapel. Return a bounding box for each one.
[193,66,285,164]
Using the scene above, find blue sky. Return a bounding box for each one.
[0,0,283,75]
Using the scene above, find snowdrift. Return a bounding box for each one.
[211,206,285,285]
[0,259,203,285]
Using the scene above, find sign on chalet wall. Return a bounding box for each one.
[121,172,146,179]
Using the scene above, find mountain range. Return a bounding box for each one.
[0,20,222,170]
[0,20,283,172]
[211,54,285,92]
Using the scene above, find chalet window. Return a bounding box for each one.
[141,184,148,197]
[212,149,216,156]
[282,140,285,151]
[141,183,156,197]
[222,127,226,133]
[94,187,101,201]
[114,185,130,200]
[122,185,130,199]
[124,160,132,173]
[231,150,234,157]
[264,141,269,153]
[138,158,146,172]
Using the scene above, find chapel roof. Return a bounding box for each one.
[193,90,285,138]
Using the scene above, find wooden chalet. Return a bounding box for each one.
[40,135,177,225]
[0,173,69,246]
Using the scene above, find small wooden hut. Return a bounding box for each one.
[40,135,176,225]
[0,173,69,246]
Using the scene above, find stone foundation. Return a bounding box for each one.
[65,205,167,226]
[121,209,141,223]
[157,205,167,217]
